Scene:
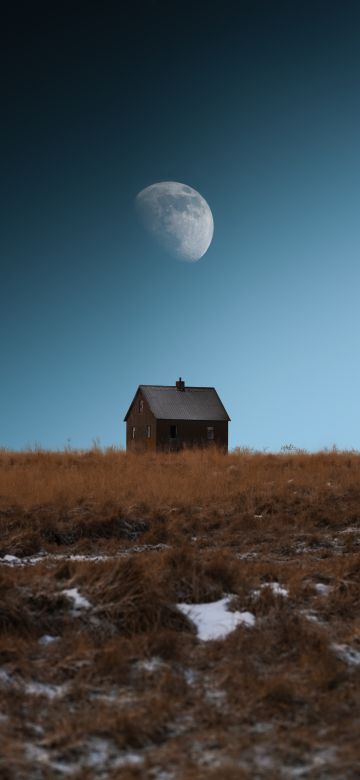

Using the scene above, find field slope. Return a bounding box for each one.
[0,449,359,778]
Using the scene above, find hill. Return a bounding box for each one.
[0,448,359,778]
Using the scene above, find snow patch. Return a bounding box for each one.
[150,770,176,780]
[39,634,59,646]
[62,588,91,611]
[183,667,198,685]
[0,670,67,699]
[25,745,74,775]
[0,545,170,568]
[204,685,226,707]
[82,738,144,771]
[137,657,164,674]
[177,596,255,641]
[253,582,289,598]
[314,583,330,596]
[89,687,138,706]
[25,681,68,699]
[301,609,321,624]
[265,582,288,597]
[282,747,337,777]
[26,738,144,775]
[0,669,12,686]
[251,722,273,734]
[332,643,360,666]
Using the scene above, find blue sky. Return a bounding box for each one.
[2,0,360,450]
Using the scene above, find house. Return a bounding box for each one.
[124,378,230,451]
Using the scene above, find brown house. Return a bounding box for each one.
[124,378,230,452]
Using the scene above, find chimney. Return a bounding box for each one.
[176,377,185,391]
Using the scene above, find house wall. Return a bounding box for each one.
[156,420,228,451]
[126,390,157,451]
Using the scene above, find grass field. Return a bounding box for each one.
[0,448,360,778]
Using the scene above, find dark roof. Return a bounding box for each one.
[124,385,230,421]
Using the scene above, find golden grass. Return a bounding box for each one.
[1,446,360,510]
[1,449,360,777]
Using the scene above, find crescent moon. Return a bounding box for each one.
[135,181,214,262]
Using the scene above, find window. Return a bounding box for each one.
[146,425,151,439]
[207,426,214,441]
[132,426,136,440]
[170,425,177,438]
[139,399,144,413]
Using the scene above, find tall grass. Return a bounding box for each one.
[1,447,360,510]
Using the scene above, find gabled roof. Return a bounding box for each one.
[124,385,230,422]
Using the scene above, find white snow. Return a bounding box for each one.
[39,634,59,646]
[332,643,360,666]
[282,747,337,777]
[150,770,176,780]
[204,685,226,706]
[0,545,170,567]
[177,596,255,641]
[84,738,113,768]
[0,669,12,686]
[183,668,198,685]
[67,554,114,562]
[25,681,68,699]
[301,609,321,624]
[253,582,289,599]
[264,582,288,597]
[314,583,330,595]
[251,722,273,734]
[0,670,67,699]
[26,739,144,775]
[26,745,76,776]
[89,687,139,707]
[62,588,91,610]
[137,657,164,674]
[113,752,144,769]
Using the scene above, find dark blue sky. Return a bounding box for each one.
[2,0,360,450]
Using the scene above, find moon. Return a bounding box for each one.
[135,181,214,262]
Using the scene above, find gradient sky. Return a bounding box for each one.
[2,0,360,451]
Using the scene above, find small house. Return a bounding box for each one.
[124,378,230,451]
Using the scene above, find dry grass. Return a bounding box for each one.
[2,445,360,511]
[0,448,360,778]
